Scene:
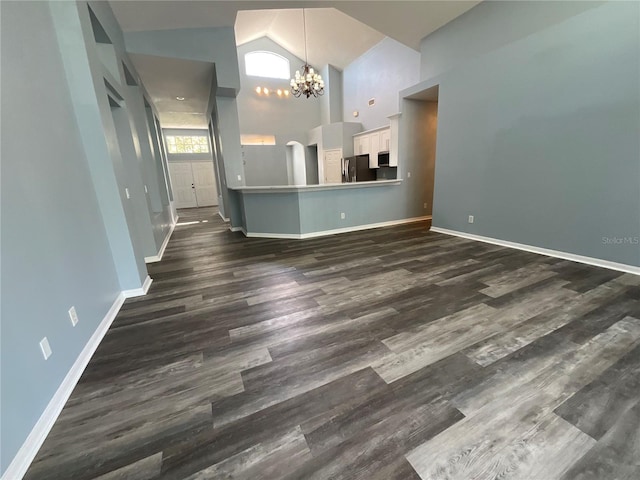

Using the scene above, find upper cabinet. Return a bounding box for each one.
[353,126,393,168]
[380,129,391,153]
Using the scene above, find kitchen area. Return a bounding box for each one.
[343,124,398,183]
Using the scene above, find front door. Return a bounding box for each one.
[191,162,218,206]
[168,163,197,208]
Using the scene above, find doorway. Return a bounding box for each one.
[402,85,439,217]
[168,161,219,209]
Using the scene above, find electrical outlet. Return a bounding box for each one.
[407,172,411,178]
[423,202,427,209]
[468,215,474,224]
[40,337,52,360]
[340,212,346,220]
[68,306,78,327]
[125,187,131,199]
[237,174,242,181]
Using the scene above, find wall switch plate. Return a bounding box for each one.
[468,215,474,224]
[340,212,346,220]
[407,172,411,178]
[237,174,242,181]
[125,187,130,199]
[68,306,78,327]
[423,203,427,209]
[144,185,148,194]
[40,337,52,360]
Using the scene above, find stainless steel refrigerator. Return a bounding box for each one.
[343,155,376,182]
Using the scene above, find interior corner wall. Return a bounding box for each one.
[236,37,321,145]
[0,1,122,474]
[320,64,343,125]
[342,37,420,131]
[426,0,640,267]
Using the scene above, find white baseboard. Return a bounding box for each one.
[218,211,230,223]
[122,275,153,298]
[430,226,640,275]
[144,218,177,264]
[244,216,432,240]
[229,226,243,233]
[1,292,126,480]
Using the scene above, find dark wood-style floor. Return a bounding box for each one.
[26,207,640,480]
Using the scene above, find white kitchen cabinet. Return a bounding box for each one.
[354,135,370,156]
[368,131,381,168]
[353,126,392,168]
[380,129,391,152]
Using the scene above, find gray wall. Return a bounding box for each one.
[236,37,321,146]
[422,0,640,267]
[1,1,119,473]
[343,37,420,130]
[242,145,289,186]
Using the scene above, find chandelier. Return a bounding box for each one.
[290,9,324,98]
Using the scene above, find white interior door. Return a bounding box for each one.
[192,162,218,206]
[168,163,197,208]
[323,149,343,184]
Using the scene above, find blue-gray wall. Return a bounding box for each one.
[1,1,174,474]
[343,37,420,130]
[1,1,119,473]
[236,37,321,146]
[421,0,640,267]
[242,145,289,186]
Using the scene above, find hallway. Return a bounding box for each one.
[25,208,640,480]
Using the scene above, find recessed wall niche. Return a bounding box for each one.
[87,6,120,82]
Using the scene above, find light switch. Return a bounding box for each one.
[125,188,131,199]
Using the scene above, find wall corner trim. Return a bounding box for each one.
[218,211,230,223]
[122,275,153,298]
[1,292,127,480]
[430,227,640,275]
[245,216,432,240]
[144,218,178,264]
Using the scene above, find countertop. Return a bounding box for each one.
[230,179,403,194]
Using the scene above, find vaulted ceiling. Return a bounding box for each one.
[110,1,480,128]
[110,1,480,53]
[234,8,384,71]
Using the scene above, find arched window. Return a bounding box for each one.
[245,51,290,79]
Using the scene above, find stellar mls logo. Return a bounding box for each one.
[602,236,639,245]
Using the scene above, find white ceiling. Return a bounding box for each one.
[235,8,384,71]
[128,53,214,128]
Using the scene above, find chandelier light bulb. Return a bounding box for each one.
[255,86,262,94]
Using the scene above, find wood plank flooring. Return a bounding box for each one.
[25,207,640,480]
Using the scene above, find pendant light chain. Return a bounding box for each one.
[303,9,308,65]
